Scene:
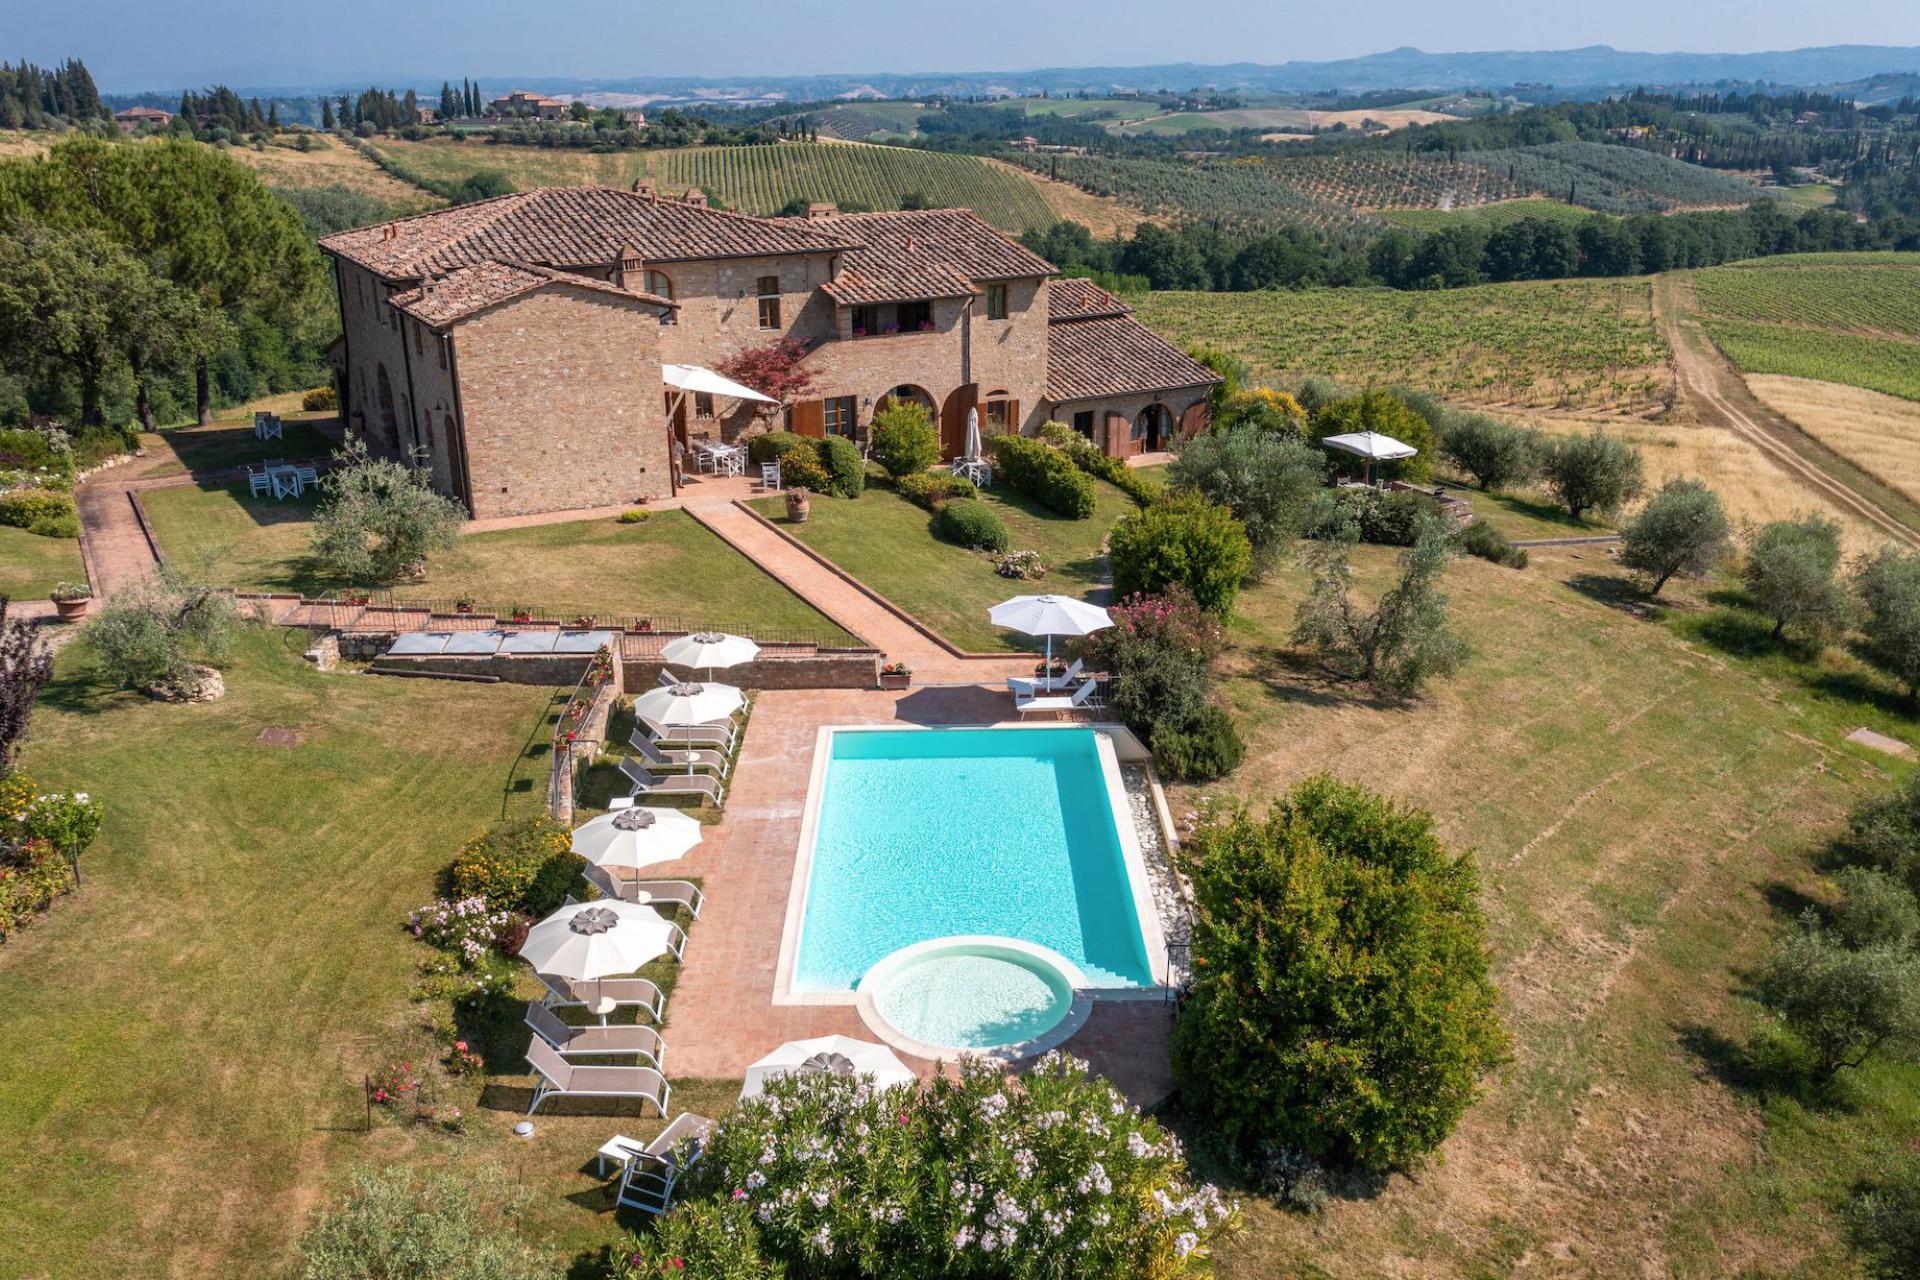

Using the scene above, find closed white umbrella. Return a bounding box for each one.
[572,806,704,873]
[660,631,759,682]
[963,406,983,462]
[634,680,744,729]
[740,1035,918,1101]
[519,899,680,983]
[988,593,1112,669]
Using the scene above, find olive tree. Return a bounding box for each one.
[1743,514,1851,642]
[1618,477,1732,596]
[1439,412,1541,491]
[1756,921,1920,1081]
[309,440,465,585]
[1293,514,1470,699]
[1855,546,1920,706]
[1541,428,1644,522]
[1166,425,1326,568]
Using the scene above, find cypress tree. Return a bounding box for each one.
[321,97,334,129]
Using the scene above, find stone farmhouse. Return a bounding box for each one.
[318,185,1218,519]
[487,90,568,119]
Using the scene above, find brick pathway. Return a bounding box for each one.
[647,686,1174,1106]
[685,501,1030,683]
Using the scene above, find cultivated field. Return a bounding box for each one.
[1138,279,1669,411]
[1691,254,1920,402]
[1379,195,1593,232]
[1745,374,1920,508]
[227,134,431,206]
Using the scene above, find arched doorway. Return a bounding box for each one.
[876,383,934,417]
[1134,403,1173,452]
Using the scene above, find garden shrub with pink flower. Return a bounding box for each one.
[619,1053,1235,1278]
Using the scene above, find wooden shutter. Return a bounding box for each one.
[790,399,825,438]
[1179,399,1210,440]
[1104,411,1129,458]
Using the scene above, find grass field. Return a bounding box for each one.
[0,525,85,601]
[1198,545,1919,1277]
[1379,196,1593,232]
[365,138,1073,233]
[140,486,854,641]
[1138,279,1668,411]
[1746,374,1920,509]
[751,478,1140,651]
[1689,254,1920,404]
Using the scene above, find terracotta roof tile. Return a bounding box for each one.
[1045,311,1223,403]
[319,187,864,280]
[388,259,675,329]
[811,209,1055,304]
[1047,277,1132,320]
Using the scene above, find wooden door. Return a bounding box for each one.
[1104,411,1129,457]
[940,384,979,459]
[1179,399,1210,440]
[790,398,825,438]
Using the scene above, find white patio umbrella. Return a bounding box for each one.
[572,806,705,873]
[633,680,745,729]
[962,406,983,462]
[1320,431,1418,485]
[519,899,680,983]
[662,363,778,404]
[739,1035,919,1101]
[660,631,759,681]
[988,593,1112,670]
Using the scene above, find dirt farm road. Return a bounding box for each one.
[1653,272,1920,549]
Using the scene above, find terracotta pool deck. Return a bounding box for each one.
[643,683,1176,1106]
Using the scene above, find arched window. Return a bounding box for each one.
[643,269,674,299]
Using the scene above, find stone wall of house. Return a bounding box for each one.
[967,277,1050,437]
[334,259,418,464]
[453,287,673,518]
[400,312,463,500]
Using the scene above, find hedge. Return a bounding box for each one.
[986,434,1097,519]
[896,471,977,511]
[0,488,77,536]
[933,497,1010,552]
[1037,420,1160,508]
[817,435,865,498]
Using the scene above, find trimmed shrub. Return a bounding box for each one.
[1454,519,1528,568]
[1835,775,1920,899]
[987,433,1098,518]
[1110,494,1253,617]
[869,401,940,478]
[1173,776,1508,1169]
[777,446,832,494]
[447,815,579,914]
[26,512,80,539]
[817,434,865,498]
[895,471,976,510]
[1152,705,1245,782]
[746,430,810,466]
[0,488,76,534]
[933,497,1009,552]
[301,386,338,412]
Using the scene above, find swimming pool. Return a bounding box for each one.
[785,727,1159,1005]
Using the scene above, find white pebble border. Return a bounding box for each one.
[1121,763,1191,989]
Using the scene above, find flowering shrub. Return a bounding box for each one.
[370,1059,420,1108]
[994,549,1047,580]
[621,1054,1234,1278]
[448,815,578,912]
[408,896,511,968]
[18,788,103,855]
[445,1040,484,1077]
[0,773,92,941]
[0,838,76,942]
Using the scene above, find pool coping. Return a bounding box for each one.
[771,722,1172,1019]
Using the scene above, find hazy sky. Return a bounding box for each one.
[13,0,1920,90]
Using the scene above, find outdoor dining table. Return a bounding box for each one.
[253,462,318,500]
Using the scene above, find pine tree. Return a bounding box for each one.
[267,100,279,129]
[338,94,351,128]
[321,97,334,130]
[440,80,458,120]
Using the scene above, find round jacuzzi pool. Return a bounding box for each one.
[856,937,1090,1058]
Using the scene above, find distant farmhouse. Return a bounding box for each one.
[317,186,1216,519]
[113,105,172,131]
[487,90,568,119]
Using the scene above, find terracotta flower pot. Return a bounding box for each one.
[878,670,911,691]
[53,597,92,621]
[786,490,811,523]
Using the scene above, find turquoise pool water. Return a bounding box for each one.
[794,728,1154,991]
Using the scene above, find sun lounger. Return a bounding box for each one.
[626,727,729,777]
[639,712,737,750]
[1015,678,1097,719]
[583,863,705,919]
[537,972,667,1023]
[525,1036,671,1116]
[524,1000,665,1067]
[1007,658,1086,697]
[610,1112,716,1215]
[617,758,725,806]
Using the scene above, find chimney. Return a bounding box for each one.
[630,178,656,200]
[906,234,917,252]
[613,245,643,289]
[682,188,708,207]
[805,201,838,220]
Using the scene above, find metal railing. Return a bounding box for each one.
[550,643,618,824]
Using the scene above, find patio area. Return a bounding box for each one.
[590,682,1179,1106]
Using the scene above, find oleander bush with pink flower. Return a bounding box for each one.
[408,895,511,968]
[619,1053,1235,1278]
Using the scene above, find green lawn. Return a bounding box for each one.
[754,478,1141,652]
[1197,548,1918,1278]
[142,418,337,479]
[139,484,855,643]
[1445,483,1613,542]
[0,525,85,601]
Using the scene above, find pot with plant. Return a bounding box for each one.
[786,486,811,524]
[453,595,475,614]
[878,661,912,691]
[50,580,93,621]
